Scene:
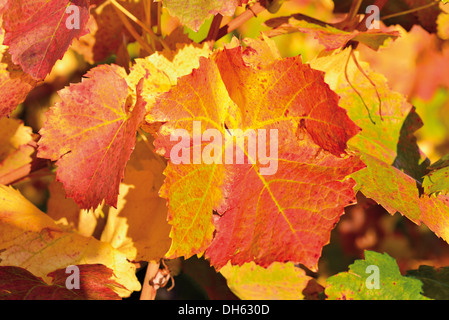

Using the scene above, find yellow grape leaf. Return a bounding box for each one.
[0,117,35,185]
[46,180,103,238]
[126,43,212,119]
[100,138,171,262]
[220,261,311,300]
[0,185,141,297]
[311,49,449,244]
[47,138,171,262]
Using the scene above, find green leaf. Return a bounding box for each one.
[407,265,449,300]
[423,153,449,195]
[326,251,430,300]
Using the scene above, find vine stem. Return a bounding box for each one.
[214,2,266,41]
[140,261,161,300]
[347,0,363,22]
[109,0,169,50]
[205,14,223,43]
[112,3,155,54]
[381,1,440,20]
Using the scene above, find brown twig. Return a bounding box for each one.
[214,2,266,41]
[205,14,223,44]
[112,3,155,55]
[381,1,439,20]
[140,261,161,300]
[110,0,169,50]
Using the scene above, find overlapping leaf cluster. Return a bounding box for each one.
[1,0,449,300]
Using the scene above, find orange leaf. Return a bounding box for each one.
[38,64,146,210]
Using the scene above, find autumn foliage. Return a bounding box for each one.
[2,0,449,301]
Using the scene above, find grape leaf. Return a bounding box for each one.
[158,0,246,32]
[311,49,449,244]
[407,265,449,300]
[99,138,171,262]
[326,250,429,300]
[264,18,399,51]
[220,261,311,300]
[1,0,90,80]
[359,25,449,101]
[46,180,104,237]
[71,0,145,64]
[0,265,123,300]
[0,21,36,118]
[47,139,171,262]
[333,0,441,33]
[423,153,449,195]
[126,43,212,117]
[437,11,449,40]
[0,117,36,185]
[37,64,147,210]
[0,185,141,297]
[149,45,364,270]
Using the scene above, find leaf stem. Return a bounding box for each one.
[347,0,363,21]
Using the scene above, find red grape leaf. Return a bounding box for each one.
[0,265,124,300]
[0,22,36,118]
[264,18,400,51]
[149,45,364,269]
[38,64,147,210]
[215,46,360,157]
[359,25,449,101]
[1,0,90,79]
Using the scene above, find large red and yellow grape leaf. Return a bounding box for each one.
[326,251,429,300]
[0,22,36,118]
[38,64,147,210]
[151,57,231,259]
[264,18,400,51]
[220,261,311,300]
[0,118,36,185]
[0,185,141,297]
[149,45,364,270]
[157,0,246,32]
[214,47,360,157]
[311,49,449,243]
[206,125,364,270]
[0,265,123,300]
[1,0,90,80]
